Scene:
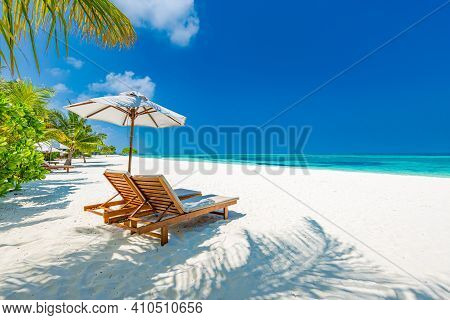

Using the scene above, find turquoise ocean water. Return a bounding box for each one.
[143,154,450,178]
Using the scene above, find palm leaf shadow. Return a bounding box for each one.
[0,214,448,299]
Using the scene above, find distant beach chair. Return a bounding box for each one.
[42,161,74,173]
[84,170,238,245]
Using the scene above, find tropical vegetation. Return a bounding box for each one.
[0,78,54,114]
[0,79,51,195]
[46,110,106,165]
[98,144,116,155]
[121,147,137,156]
[0,0,136,75]
[0,79,110,196]
[0,1,135,196]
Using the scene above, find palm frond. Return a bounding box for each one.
[0,78,54,116]
[46,109,107,154]
[0,0,136,75]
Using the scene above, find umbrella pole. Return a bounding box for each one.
[128,109,136,173]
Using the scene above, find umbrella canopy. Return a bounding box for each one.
[35,142,66,153]
[66,91,185,128]
[64,91,186,172]
[47,140,69,150]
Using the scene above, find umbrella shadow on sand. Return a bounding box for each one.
[1,212,448,299]
[0,178,92,232]
[75,162,123,168]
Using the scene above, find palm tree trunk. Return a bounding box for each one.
[65,151,74,165]
[82,154,86,163]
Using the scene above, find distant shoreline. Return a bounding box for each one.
[134,153,450,178]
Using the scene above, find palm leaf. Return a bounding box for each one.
[46,109,106,155]
[0,0,136,76]
[19,0,40,73]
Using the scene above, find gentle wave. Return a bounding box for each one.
[141,154,450,177]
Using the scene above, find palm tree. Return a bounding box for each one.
[0,79,54,116]
[46,110,106,165]
[0,0,136,76]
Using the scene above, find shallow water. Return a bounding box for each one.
[142,154,450,177]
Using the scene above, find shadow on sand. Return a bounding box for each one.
[1,169,448,299]
[1,209,448,299]
[0,178,92,232]
[75,162,122,168]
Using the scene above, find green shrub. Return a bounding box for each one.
[98,145,116,155]
[44,151,61,161]
[0,93,48,196]
[121,147,137,155]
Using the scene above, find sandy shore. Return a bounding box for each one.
[0,155,449,299]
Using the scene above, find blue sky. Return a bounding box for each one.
[7,0,450,154]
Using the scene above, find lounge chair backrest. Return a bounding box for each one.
[131,174,184,215]
[104,170,144,208]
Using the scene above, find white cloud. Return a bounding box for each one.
[114,0,199,46]
[75,93,92,102]
[66,56,84,69]
[53,83,72,94]
[88,71,156,98]
[47,67,69,77]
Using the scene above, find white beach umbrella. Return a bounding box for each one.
[64,91,186,172]
[49,140,69,150]
[35,142,64,153]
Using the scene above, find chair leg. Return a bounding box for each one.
[128,220,137,234]
[161,226,168,246]
[103,209,113,224]
[223,207,229,220]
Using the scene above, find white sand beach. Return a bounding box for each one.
[0,155,449,299]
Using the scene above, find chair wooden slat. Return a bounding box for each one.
[84,170,238,246]
[132,176,161,182]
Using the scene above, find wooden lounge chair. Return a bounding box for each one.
[84,170,239,245]
[42,161,74,173]
[84,170,202,223]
